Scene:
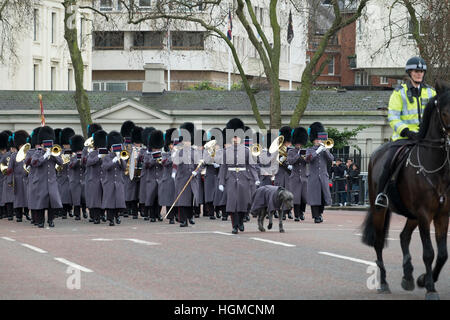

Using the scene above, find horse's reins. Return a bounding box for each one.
[405,98,450,205]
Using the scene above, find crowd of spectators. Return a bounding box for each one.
[329,158,361,206]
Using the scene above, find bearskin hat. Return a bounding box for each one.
[292,127,308,146]
[69,135,85,153]
[279,126,292,143]
[164,128,176,152]
[38,126,55,144]
[107,131,123,149]
[142,127,155,147]
[148,130,164,149]
[226,118,245,131]
[309,122,326,142]
[131,126,143,144]
[87,123,102,137]
[93,130,107,149]
[179,122,195,144]
[29,127,41,148]
[120,120,135,138]
[0,131,9,150]
[60,127,75,145]
[54,128,62,146]
[13,130,29,150]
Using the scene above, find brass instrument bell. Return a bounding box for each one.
[324,138,334,149]
[250,143,262,157]
[16,143,30,162]
[51,144,62,157]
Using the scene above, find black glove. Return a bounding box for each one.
[401,128,418,140]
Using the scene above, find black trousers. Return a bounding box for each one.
[106,208,119,221]
[5,203,14,219]
[311,205,324,219]
[203,202,214,216]
[177,206,193,223]
[229,212,245,228]
[294,203,306,217]
[37,209,56,224]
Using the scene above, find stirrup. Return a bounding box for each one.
[375,193,389,208]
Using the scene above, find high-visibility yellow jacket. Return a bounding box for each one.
[388,82,436,141]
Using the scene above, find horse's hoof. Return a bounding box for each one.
[267,223,272,230]
[401,277,415,291]
[417,274,425,288]
[377,283,391,294]
[279,229,285,233]
[425,292,440,300]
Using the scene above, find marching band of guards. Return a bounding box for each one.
[0,118,334,233]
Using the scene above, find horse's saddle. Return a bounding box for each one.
[386,142,417,219]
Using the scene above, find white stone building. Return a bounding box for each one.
[0,0,93,91]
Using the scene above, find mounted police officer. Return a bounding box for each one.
[375,56,436,207]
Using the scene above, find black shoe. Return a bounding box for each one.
[282,216,286,221]
[244,216,250,222]
[38,223,44,228]
[216,212,221,219]
[24,213,31,221]
[8,217,13,221]
[300,213,305,221]
[189,219,195,225]
[144,217,149,221]
[68,212,74,218]
[288,213,293,219]
[48,221,55,228]
[194,214,200,218]
[150,218,156,222]
[232,228,238,234]
[109,221,115,226]
[133,215,138,219]
[238,224,244,232]
[169,219,175,224]
[115,217,121,225]
[274,213,279,219]
[62,215,67,220]
[209,216,216,220]
[75,216,81,221]
[16,218,22,222]
[222,216,227,221]
[123,214,129,218]
[294,218,300,222]
[94,219,100,224]
[158,215,163,221]
[89,218,94,222]
[314,218,322,224]
[180,221,188,227]
[101,216,107,222]
[83,212,88,219]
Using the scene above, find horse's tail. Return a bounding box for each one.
[361,207,391,248]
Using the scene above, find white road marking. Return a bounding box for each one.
[21,243,48,254]
[54,258,93,273]
[1,237,15,242]
[318,251,376,266]
[213,231,234,236]
[354,233,398,241]
[250,237,296,247]
[123,239,159,246]
[91,238,159,245]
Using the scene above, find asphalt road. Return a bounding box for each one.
[0,209,448,300]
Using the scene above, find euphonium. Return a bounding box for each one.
[1,157,10,175]
[51,144,62,157]
[324,138,334,149]
[250,143,262,157]
[16,143,31,162]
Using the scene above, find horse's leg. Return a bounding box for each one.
[258,209,266,232]
[268,211,273,230]
[373,207,391,294]
[279,208,285,233]
[416,214,439,300]
[431,212,449,283]
[400,219,418,291]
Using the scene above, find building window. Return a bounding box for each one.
[33,9,39,41]
[51,66,56,90]
[380,76,388,85]
[408,18,425,39]
[139,0,151,7]
[93,31,124,50]
[132,31,164,49]
[171,32,204,50]
[93,81,127,91]
[355,71,370,86]
[327,56,335,75]
[33,64,39,90]
[51,12,56,44]
[100,0,113,11]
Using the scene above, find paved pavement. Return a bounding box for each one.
[0,209,448,300]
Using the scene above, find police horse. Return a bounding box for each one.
[362,81,450,300]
